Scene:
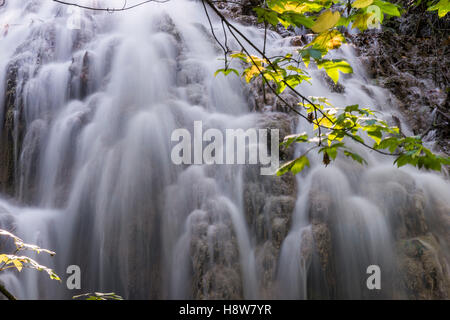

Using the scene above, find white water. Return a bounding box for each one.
[0,0,449,299]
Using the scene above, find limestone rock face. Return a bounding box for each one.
[348,7,450,296]
[0,12,95,198]
[240,111,298,298]
[351,3,449,153]
[397,235,450,299]
[190,218,243,299]
[0,62,21,196]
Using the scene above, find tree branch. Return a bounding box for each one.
[0,282,16,300]
[52,0,169,12]
[202,0,401,156]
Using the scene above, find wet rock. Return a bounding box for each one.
[69,51,91,100]
[257,112,296,161]
[0,62,23,196]
[190,215,243,299]
[362,168,429,239]
[195,265,243,299]
[351,7,450,153]
[0,205,14,232]
[17,119,48,203]
[253,195,295,246]
[322,72,345,93]
[216,0,262,26]
[397,234,450,299]
[239,111,298,297]
[255,241,278,298]
[310,222,336,297]
[156,14,183,44]
[304,180,338,298]
[290,35,306,47]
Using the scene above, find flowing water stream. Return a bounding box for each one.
[0,0,449,299]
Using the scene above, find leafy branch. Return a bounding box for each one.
[0,229,60,300]
[203,0,449,175]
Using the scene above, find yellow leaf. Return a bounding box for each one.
[13,259,23,272]
[311,10,340,33]
[352,12,373,31]
[272,1,308,14]
[0,254,8,264]
[244,65,264,83]
[314,117,334,130]
[327,33,344,49]
[242,55,267,83]
[309,30,345,51]
[246,55,266,66]
[352,0,374,8]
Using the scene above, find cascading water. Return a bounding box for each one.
[0,0,449,300]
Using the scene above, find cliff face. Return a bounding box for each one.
[0,63,18,196]
[352,2,449,154]
[0,1,449,300]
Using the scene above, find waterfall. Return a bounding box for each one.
[0,0,449,300]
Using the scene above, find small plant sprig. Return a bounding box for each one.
[73,292,124,300]
[0,229,60,280]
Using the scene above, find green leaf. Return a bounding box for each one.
[253,7,280,26]
[427,0,450,17]
[281,132,309,148]
[281,12,316,28]
[300,48,322,61]
[343,150,367,165]
[319,143,345,161]
[325,147,338,160]
[367,129,382,144]
[277,155,310,176]
[375,137,401,153]
[317,59,353,83]
[345,105,360,113]
[214,68,239,77]
[230,52,247,61]
[291,156,310,175]
[394,154,411,168]
[373,0,401,16]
